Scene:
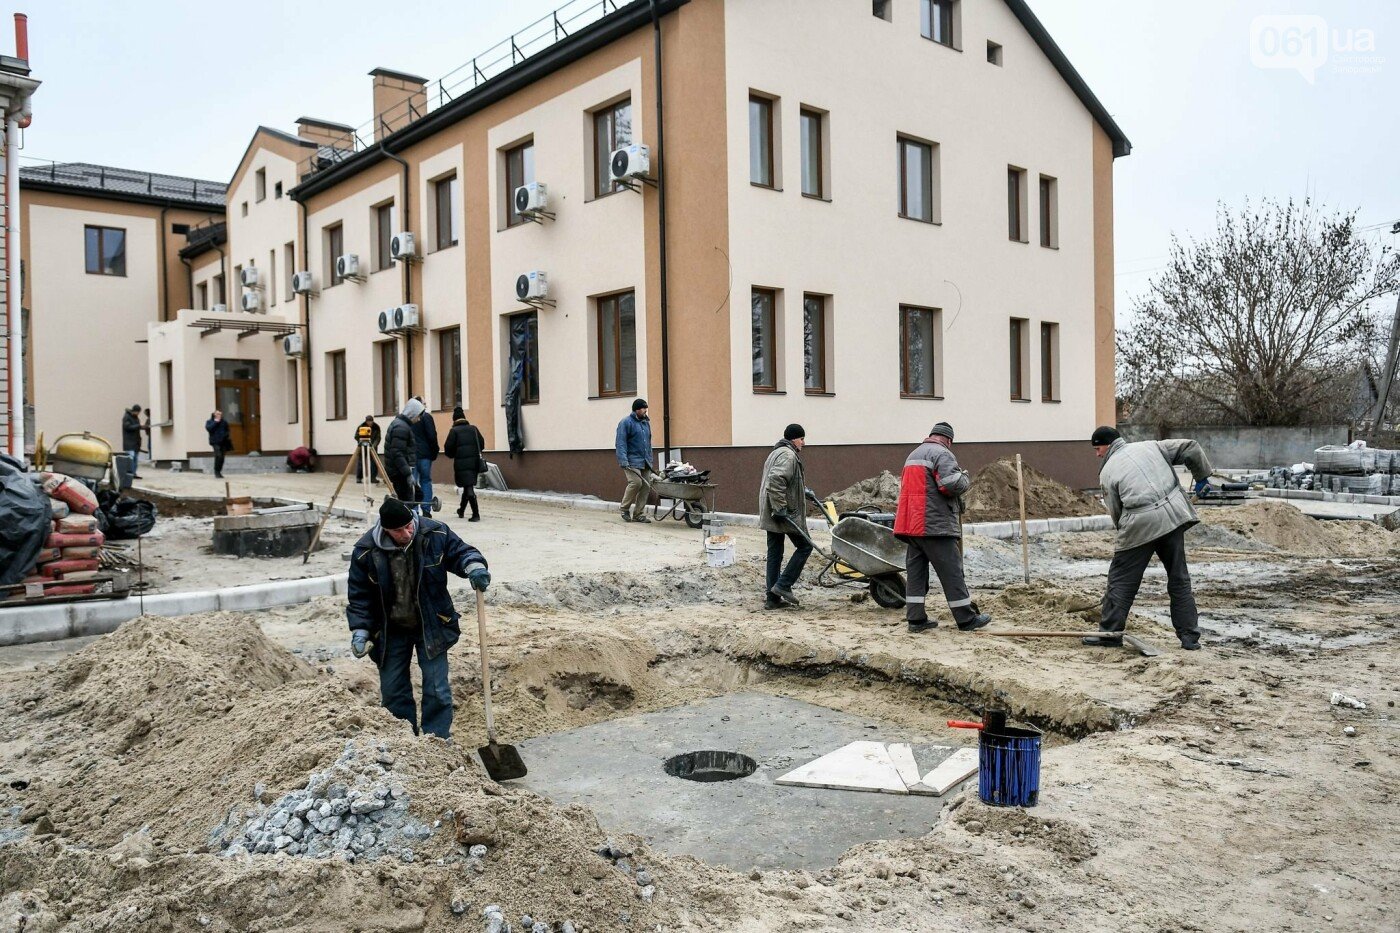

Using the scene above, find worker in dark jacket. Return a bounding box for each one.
[410,396,439,517]
[205,410,232,479]
[121,405,144,479]
[383,399,423,505]
[615,398,655,523]
[894,423,991,634]
[443,406,486,522]
[354,415,381,482]
[346,498,490,738]
[1087,426,1213,650]
[758,424,812,609]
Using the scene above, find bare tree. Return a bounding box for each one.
[1118,199,1398,427]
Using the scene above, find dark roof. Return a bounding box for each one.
[179,222,228,260]
[20,161,227,210]
[370,67,428,85]
[1003,0,1131,157]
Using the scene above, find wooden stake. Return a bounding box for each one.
[1015,454,1030,583]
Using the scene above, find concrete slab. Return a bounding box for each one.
[775,740,908,795]
[516,693,973,870]
[911,747,980,796]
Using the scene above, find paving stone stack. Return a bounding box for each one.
[1315,445,1397,497]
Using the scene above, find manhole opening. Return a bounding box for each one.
[663,750,757,783]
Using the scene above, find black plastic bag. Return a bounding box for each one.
[0,453,51,586]
[97,490,158,541]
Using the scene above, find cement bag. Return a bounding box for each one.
[32,547,61,565]
[44,531,105,549]
[0,453,52,586]
[40,559,100,578]
[96,490,157,541]
[41,472,99,515]
[57,514,100,534]
[48,499,71,519]
[60,546,99,560]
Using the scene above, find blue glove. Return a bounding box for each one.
[1193,479,1213,496]
[350,630,369,658]
[468,568,491,592]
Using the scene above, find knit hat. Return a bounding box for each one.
[1090,425,1121,446]
[379,497,414,530]
[930,422,954,440]
[401,397,426,420]
[632,398,649,411]
[452,406,466,421]
[784,423,806,441]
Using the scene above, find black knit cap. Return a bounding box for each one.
[784,423,806,441]
[930,422,954,440]
[1090,425,1122,446]
[452,406,466,420]
[632,398,648,411]
[379,497,415,530]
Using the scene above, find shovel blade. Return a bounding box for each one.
[478,740,528,781]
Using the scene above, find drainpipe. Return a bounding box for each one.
[5,115,20,457]
[180,254,192,310]
[379,142,413,399]
[158,204,169,320]
[651,0,673,460]
[298,199,315,450]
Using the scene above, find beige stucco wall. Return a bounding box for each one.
[414,142,468,414]
[191,255,223,309]
[227,145,302,315]
[722,0,1099,448]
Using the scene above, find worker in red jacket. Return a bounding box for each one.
[893,423,991,634]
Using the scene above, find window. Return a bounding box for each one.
[377,341,400,415]
[326,224,344,285]
[212,274,226,305]
[596,290,637,397]
[437,327,462,409]
[593,98,633,197]
[269,249,278,306]
[433,174,460,250]
[375,202,396,272]
[234,265,243,296]
[803,293,828,394]
[286,359,300,423]
[507,311,540,403]
[159,362,173,422]
[504,140,534,227]
[274,181,283,199]
[327,351,347,420]
[241,202,248,217]
[800,108,825,199]
[987,40,1003,65]
[900,305,943,398]
[1008,167,1028,242]
[751,287,778,391]
[255,168,266,202]
[873,0,892,21]
[171,223,190,235]
[84,225,126,276]
[196,282,208,310]
[921,0,956,48]
[749,94,775,188]
[1039,174,1058,248]
[898,137,937,222]
[284,243,296,298]
[1010,317,1030,400]
[1040,322,1060,401]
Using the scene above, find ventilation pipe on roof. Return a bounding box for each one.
[14,15,29,128]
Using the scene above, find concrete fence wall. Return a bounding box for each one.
[1120,423,1351,469]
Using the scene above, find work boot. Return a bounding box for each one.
[632,514,652,524]
[1180,640,1202,651]
[907,618,938,634]
[957,613,992,632]
[764,597,789,611]
[456,507,465,518]
[1082,634,1124,647]
[468,515,481,523]
[770,583,800,607]
[620,510,633,523]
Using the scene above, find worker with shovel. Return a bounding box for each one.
[1087,426,1211,651]
[894,422,991,634]
[346,498,490,738]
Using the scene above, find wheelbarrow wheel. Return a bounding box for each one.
[683,501,705,529]
[870,574,905,610]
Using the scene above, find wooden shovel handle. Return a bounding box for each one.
[476,590,496,743]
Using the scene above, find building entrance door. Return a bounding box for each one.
[214,359,261,454]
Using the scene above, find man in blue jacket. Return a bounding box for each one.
[614,398,655,523]
[347,498,490,738]
[409,396,439,517]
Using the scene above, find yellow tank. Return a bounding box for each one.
[49,432,114,481]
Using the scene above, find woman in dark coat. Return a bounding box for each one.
[442,406,486,521]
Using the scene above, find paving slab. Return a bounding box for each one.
[516,693,975,870]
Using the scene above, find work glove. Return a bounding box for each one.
[468,568,491,592]
[773,508,791,522]
[1193,479,1214,496]
[350,631,369,658]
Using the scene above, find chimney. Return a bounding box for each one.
[295,116,356,150]
[370,68,427,142]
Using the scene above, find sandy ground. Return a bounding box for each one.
[0,498,1396,931]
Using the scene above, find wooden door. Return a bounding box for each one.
[214,379,262,454]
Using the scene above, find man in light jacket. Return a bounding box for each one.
[615,398,655,524]
[383,399,424,505]
[1088,426,1213,650]
[758,424,812,609]
[893,422,991,633]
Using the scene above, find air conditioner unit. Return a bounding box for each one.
[336,254,361,278]
[515,271,548,301]
[291,271,316,294]
[390,232,417,261]
[210,303,229,314]
[240,267,260,288]
[610,144,651,181]
[514,182,548,215]
[241,291,262,312]
[282,333,304,356]
[377,309,393,334]
[393,303,420,330]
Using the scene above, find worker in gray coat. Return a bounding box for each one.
[1088,426,1214,650]
[758,424,811,609]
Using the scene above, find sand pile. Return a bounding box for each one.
[827,459,1102,524]
[827,471,900,514]
[1198,500,1400,558]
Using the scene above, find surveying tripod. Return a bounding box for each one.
[301,440,442,563]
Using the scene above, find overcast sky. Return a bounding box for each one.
[14,0,1399,315]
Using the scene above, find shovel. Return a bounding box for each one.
[474,590,527,781]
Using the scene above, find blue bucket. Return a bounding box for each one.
[977,726,1042,807]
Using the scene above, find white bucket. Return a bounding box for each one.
[705,534,735,568]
